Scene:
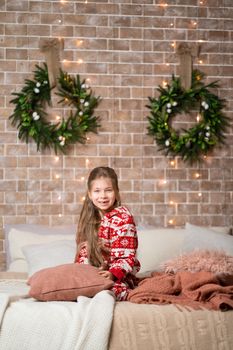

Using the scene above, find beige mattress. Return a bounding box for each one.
[109,301,233,350]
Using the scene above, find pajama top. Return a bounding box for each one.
[75,205,140,282]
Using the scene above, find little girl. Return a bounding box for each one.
[75,166,140,301]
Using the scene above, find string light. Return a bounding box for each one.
[170,159,176,167]
[198,192,202,197]
[77,40,83,47]
[168,219,174,225]
[196,113,201,122]
[160,3,168,7]
[171,41,176,48]
[195,172,200,178]
[85,158,90,168]
[198,59,203,64]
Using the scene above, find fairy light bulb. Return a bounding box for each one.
[195,172,200,178]
[169,200,175,205]
[198,192,202,197]
[77,59,83,64]
[81,196,85,202]
[55,174,60,179]
[55,156,59,162]
[196,113,201,122]
[198,59,203,64]
[162,80,168,88]
[58,213,62,217]
[80,176,85,181]
[171,42,176,48]
[170,160,175,166]
[168,219,174,225]
[77,40,83,47]
[85,159,90,168]
[192,20,197,27]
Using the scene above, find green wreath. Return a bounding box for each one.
[9,63,101,153]
[147,70,230,164]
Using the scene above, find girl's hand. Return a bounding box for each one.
[98,268,114,280]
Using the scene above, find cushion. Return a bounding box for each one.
[4,224,76,272]
[22,240,76,277]
[28,263,114,301]
[161,249,233,275]
[184,223,233,255]
[136,228,186,277]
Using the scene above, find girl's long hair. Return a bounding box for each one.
[76,166,121,267]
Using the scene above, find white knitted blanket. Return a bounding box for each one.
[0,284,115,350]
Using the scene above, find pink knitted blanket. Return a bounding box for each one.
[128,271,233,310]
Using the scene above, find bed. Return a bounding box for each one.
[0,223,233,350]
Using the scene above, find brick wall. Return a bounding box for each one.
[0,0,232,269]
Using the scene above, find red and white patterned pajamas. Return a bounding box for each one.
[75,206,140,301]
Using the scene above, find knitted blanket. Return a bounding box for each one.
[0,279,115,350]
[128,270,233,310]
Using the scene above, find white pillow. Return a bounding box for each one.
[7,260,28,273]
[22,240,76,277]
[184,223,233,255]
[136,228,186,277]
[4,224,76,272]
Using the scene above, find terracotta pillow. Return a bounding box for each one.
[28,263,114,301]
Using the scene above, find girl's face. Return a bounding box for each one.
[88,176,116,213]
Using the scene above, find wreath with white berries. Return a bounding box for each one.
[146,70,230,164]
[9,63,101,153]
